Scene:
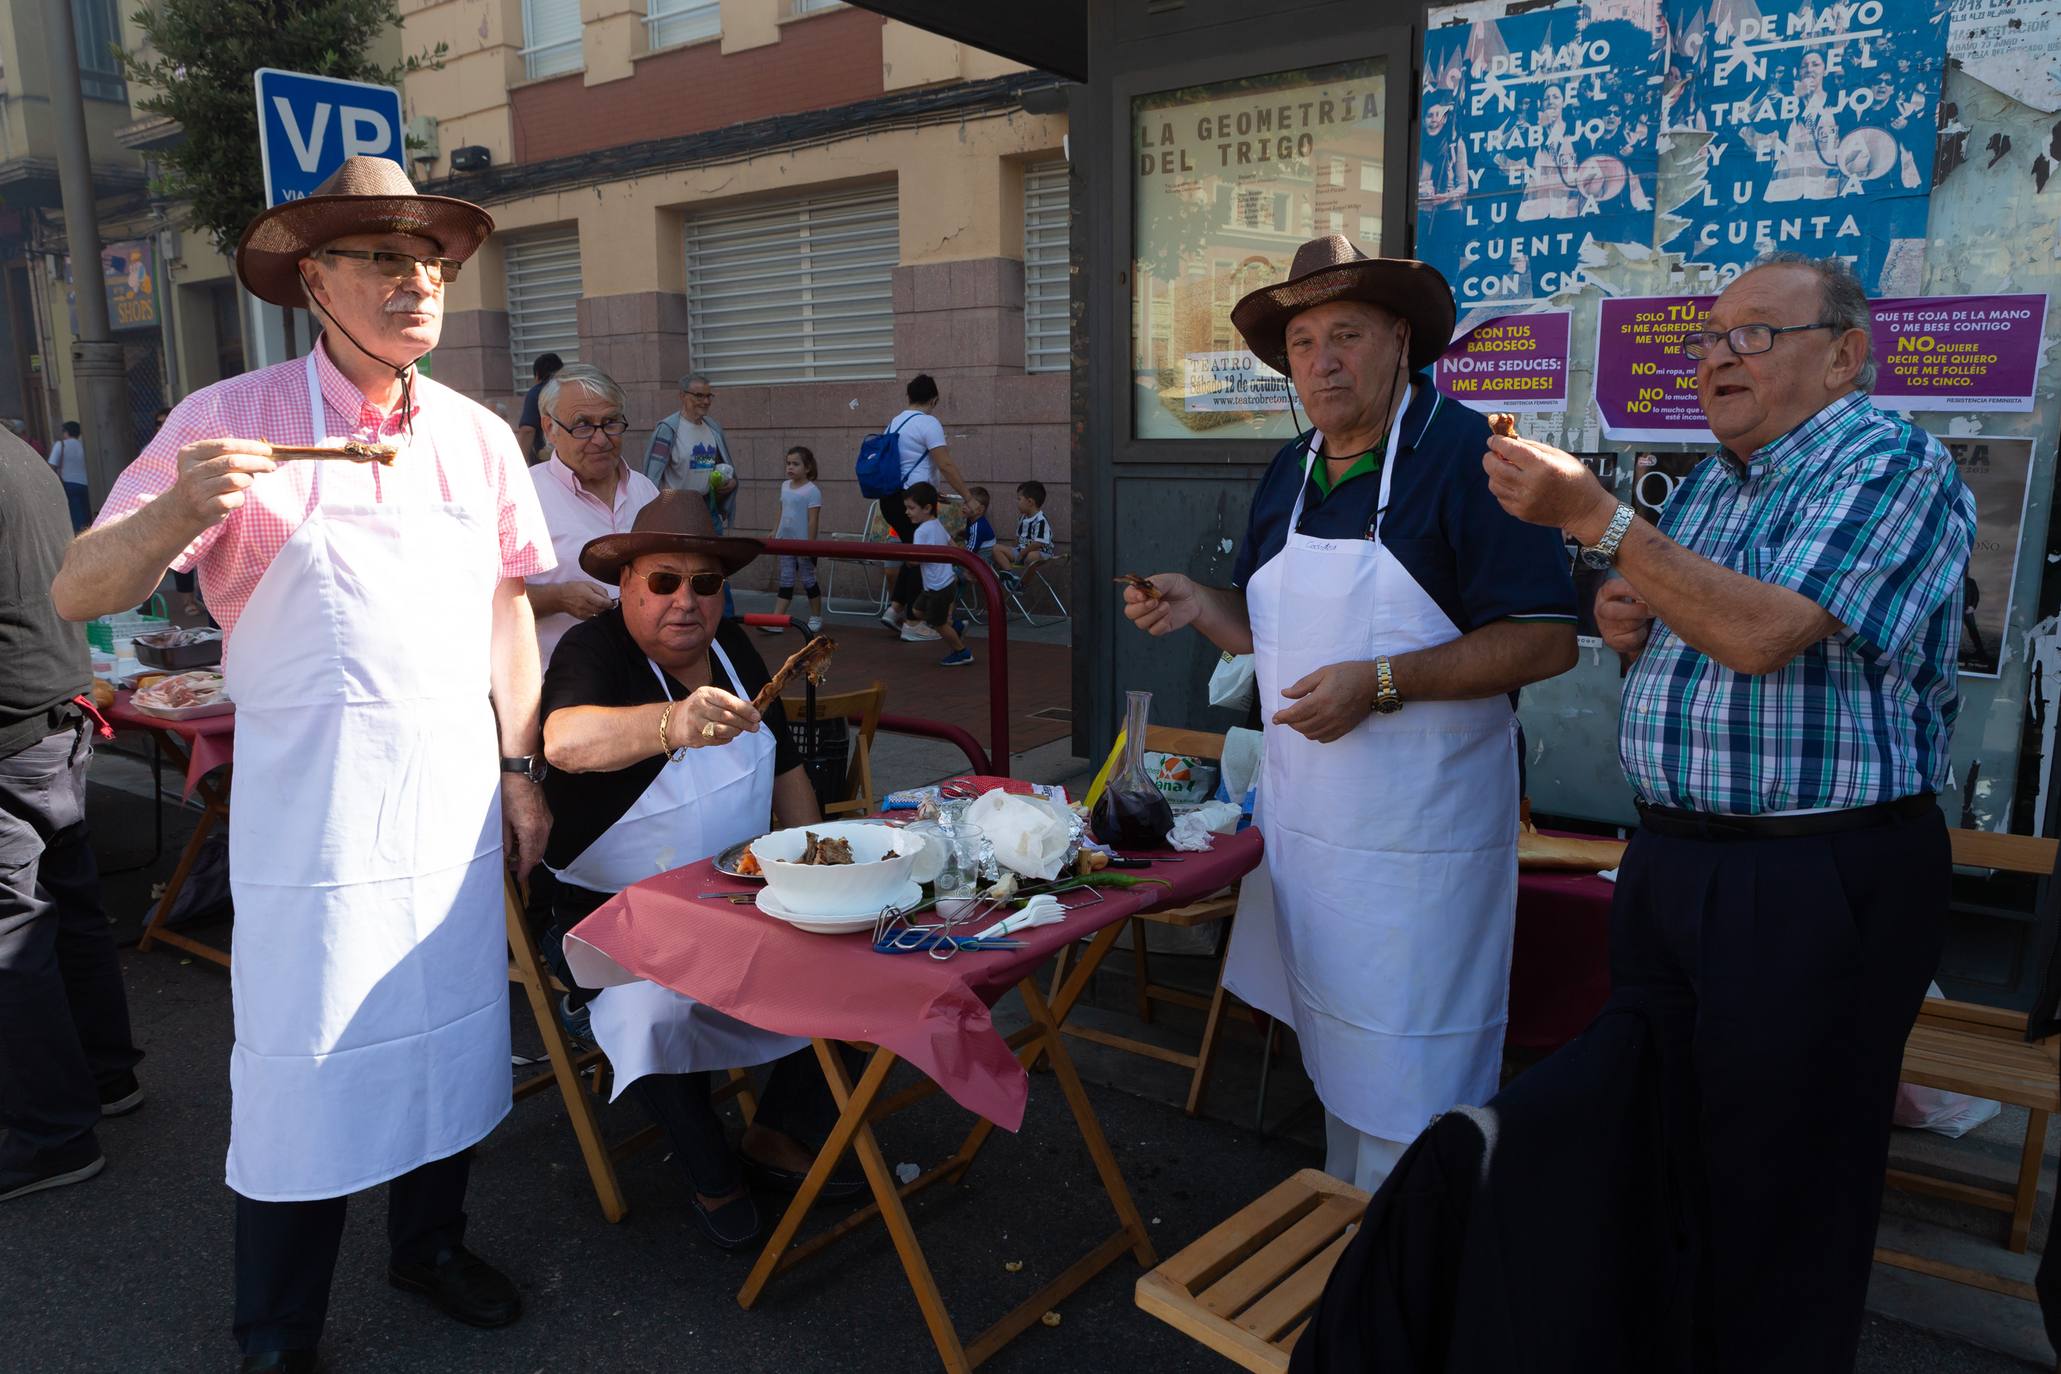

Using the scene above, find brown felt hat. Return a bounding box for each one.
[1231,235,1456,376]
[580,489,764,582]
[236,156,494,309]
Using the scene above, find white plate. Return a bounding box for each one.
[754,879,924,935]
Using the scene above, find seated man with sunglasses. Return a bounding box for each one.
[1481,252,1974,1368]
[522,363,656,665]
[534,490,854,1250]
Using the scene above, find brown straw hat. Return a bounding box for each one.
[236,156,495,309]
[1231,235,1456,376]
[580,490,764,582]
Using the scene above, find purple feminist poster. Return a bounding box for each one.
[1435,311,1573,412]
[1868,294,2050,412]
[1594,295,1717,443]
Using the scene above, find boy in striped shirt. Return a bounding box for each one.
[993,480,1054,590]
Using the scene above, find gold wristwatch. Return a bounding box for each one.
[1372,655,1403,715]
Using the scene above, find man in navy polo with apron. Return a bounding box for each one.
[1123,237,1577,1191]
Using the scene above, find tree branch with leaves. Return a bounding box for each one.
[120,0,446,254]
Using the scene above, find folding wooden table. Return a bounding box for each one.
[104,691,236,968]
[564,821,1264,1373]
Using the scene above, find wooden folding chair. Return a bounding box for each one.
[503,875,757,1222]
[1875,828,2058,1299]
[1135,1168,1369,1371]
[780,680,886,818]
[1058,724,1266,1116]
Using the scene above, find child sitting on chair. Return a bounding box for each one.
[902,483,973,668]
[961,486,998,560]
[992,480,1054,590]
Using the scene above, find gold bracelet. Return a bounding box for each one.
[659,701,676,759]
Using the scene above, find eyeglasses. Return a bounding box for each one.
[1684,321,1838,360]
[320,249,462,285]
[639,569,726,598]
[549,414,629,439]
[684,391,714,403]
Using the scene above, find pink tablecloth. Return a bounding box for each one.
[565,823,1264,1132]
[105,691,235,799]
[1508,867,1616,1052]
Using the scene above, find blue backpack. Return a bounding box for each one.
[855,414,924,500]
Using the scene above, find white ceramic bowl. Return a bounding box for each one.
[753,821,922,917]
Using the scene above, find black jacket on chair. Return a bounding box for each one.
[1289,1007,1692,1374]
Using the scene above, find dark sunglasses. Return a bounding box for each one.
[639,569,725,597]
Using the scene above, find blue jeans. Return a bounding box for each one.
[62,482,90,532]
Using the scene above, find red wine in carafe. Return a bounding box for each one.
[1093,784,1174,851]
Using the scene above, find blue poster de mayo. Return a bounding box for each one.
[1419,2,1666,317]
[1663,0,1948,294]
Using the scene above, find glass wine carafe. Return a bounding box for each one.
[1091,690,1175,851]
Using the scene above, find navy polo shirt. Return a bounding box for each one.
[1230,376,1577,636]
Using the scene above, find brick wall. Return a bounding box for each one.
[509,7,888,164]
[439,254,1070,596]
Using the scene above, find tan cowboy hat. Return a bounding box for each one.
[236,156,495,309]
[580,489,764,582]
[1230,235,1456,376]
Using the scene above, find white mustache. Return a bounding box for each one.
[385,293,433,314]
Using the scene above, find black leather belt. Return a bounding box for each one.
[1634,793,1937,841]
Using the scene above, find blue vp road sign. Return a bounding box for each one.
[254,68,405,207]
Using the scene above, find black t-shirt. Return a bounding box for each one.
[540,608,802,869]
[0,436,89,759]
[518,382,546,463]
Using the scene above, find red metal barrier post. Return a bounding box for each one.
[762,537,1011,775]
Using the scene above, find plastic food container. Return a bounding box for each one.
[132,670,233,721]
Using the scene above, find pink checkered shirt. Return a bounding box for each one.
[97,341,554,647]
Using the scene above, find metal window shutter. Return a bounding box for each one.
[522,0,584,78]
[1023,161,1070,375]
[685,186,897,385]
[648,0,720,49]
[505,230,583,391]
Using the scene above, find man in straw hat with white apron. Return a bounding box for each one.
[54,157,553,1373]
[1122,236,1578,1191]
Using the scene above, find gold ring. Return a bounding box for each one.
[702,722,720,738]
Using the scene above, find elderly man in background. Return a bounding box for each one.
[644,372,735,521]
[52,157,552,1374]
[525,364,657,665]
[1487,251,1974,1370]
[1125,236,1577,1192]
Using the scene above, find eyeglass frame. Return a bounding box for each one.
[318,248,463,285]
[638,568,726,598]
[546,412,630,440]
[1684,320,1841,361]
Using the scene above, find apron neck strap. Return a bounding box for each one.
[305,351,327,446]
[1292,382,1416,541]
[647,639,747,703]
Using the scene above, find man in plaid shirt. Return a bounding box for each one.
[1486,252,1973,1370]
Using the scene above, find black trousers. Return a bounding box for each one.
[879,487,922,609]
[627,1049,842,1195]
[0,723,140,1167]
[233,1149,472,1353]
[1606,804,1947,1372]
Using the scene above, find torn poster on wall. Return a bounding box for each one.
[1947,0,2061,113]
[1664,0,1950,295]
[1944,434,2035,677]
[1434,310,1574,411]
[1418,0,1666,317]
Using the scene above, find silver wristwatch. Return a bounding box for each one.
[1578,503,1636,570]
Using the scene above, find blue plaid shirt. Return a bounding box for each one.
[1618,392,1975,815]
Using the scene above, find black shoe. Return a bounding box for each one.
[0,1137,105,1203]
[100,1072,145,1117]
[742,1153,867,1202]
[689,1190,762,1251]
[387,1245,522,1329]
[239,1352,318,1374]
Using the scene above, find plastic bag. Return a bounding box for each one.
[1208,651,1257,712]
[1892,982,2003,1138]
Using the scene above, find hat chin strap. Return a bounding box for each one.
[303,273,419,440]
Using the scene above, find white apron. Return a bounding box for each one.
[224,353,511,1201]
[554,644,805,1099]
[1224,395,1520,1145]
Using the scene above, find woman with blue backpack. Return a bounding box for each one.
[859,375,972,638]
